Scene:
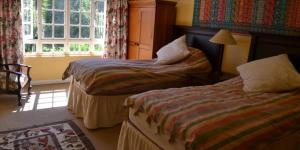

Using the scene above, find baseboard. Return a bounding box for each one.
[31,79,70,85]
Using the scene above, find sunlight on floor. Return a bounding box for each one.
[13,89,68,112]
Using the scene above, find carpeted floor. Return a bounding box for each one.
[0,83,120,150]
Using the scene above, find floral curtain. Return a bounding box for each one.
[0,0,23,66]
[104,0,128,59]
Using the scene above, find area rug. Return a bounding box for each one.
[0,120,95,150]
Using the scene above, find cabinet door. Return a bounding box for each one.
[128,8,140,43]
[139,8,155,58]
[139,47,152,60]
[128,42,139,59]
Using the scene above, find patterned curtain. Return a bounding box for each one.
[104,0,128,59]
[0,0,23,65]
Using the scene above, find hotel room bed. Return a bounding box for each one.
[64,47,211,128]
[63,26,224,129]
[120,77,300,150]
[117,32,300,150]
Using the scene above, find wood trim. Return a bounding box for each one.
[129,1,156,7]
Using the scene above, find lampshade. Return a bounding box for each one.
[209,29,237,45]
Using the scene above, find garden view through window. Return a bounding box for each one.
[22,0,106,55]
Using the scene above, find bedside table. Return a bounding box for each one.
[188,72,237,86]
[210,72,237,84]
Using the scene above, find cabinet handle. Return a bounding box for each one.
[135,42,140,46]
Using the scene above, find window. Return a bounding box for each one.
[22,0,106,56]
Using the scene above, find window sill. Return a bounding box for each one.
[24,53,103,58]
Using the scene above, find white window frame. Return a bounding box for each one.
[22,0,106,57]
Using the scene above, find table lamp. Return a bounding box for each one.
[209,29,237,76]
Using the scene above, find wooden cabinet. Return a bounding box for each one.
[128,0,176,60]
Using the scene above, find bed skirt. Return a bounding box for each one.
[117,121,161,150]
[117,122,300,150]
[68,77,131,129]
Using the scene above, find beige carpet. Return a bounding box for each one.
[0,83,120,150]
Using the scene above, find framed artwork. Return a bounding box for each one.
[193,0,300,36]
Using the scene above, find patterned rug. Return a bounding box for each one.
[0,120,95,150]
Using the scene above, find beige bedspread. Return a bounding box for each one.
[63,48,211,95]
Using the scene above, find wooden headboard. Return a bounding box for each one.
[249,32,300,72]
[173,26,222,75]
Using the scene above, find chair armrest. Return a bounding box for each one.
[1,63,32,68]
[1,64,32,77]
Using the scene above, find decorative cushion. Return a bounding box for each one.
[237,54,300,92]
[155,35,190,65]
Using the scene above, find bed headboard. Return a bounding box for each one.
[249,32,300,72]
[173,26,222,75]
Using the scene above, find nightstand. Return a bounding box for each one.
[210,72,237,84]
[188,72,237,86]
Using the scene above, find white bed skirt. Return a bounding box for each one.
[117,120,300,150]
[68,77,131,129]
[117,121,161,150]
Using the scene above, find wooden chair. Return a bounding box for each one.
[0,64,32,106]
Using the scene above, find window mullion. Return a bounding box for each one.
[37,0,43,55]
[79,0,82,40]
[65,0,70,54]
[91,0,95,53]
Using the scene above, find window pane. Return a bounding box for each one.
[54,26,64,38]
[43,11,53,23]
[95,27,104,39]
[70,0,80,11]
[80,44,89,52]
[54,44,64,52]
[96,1,104,13]
[25,44,36,53]
[94,44,103,51]
[81,13,90,25]
[70,26,79,38]
[42,44,53,52]
[24,24,31,35]
[95,13,104,26]
[43,25,52,38]
[54,0,64,10]
[70,44,79,52]
[42,0,53,9]
[70,12,79,24]
[54,11,64,24]
[33,26,38,39]
[23,0,31,8]
[81,0,90,11]
[23,9,31,22]
[81,27,90,38]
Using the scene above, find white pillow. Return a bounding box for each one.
[155,35,190,65]
[237,54,300,92]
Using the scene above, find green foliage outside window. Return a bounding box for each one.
[94,44,103,51]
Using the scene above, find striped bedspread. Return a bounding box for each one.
[125,77,300,150]
[62,48,211,95]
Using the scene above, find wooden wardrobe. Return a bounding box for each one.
[128,0,176,60]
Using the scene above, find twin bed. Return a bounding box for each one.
[63,26,224,129]
[117,33,300,150]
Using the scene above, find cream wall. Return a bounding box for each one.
[175,0,252,74]
[24,56,99,81]
[25,0,251,81]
